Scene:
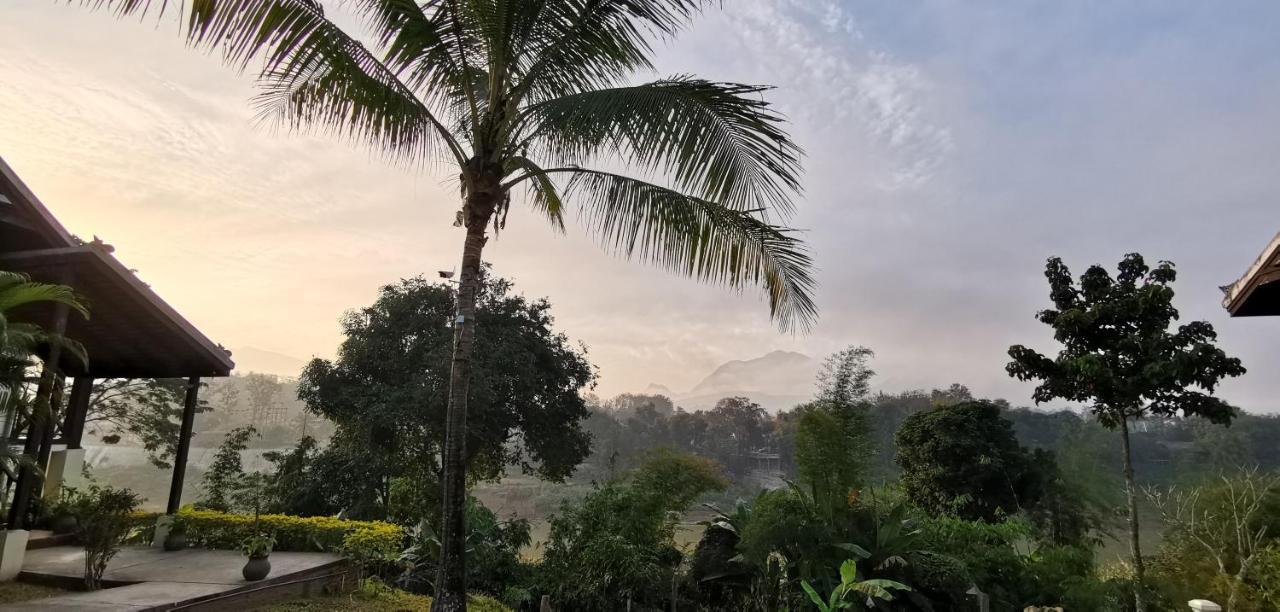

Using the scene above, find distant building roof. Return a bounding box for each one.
[1223,231,1280,317]
[0,156,234,378]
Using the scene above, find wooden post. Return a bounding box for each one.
[33,375,66,492]
[7,299,69,529]
[62,376,92,449]
[166,376,200,515]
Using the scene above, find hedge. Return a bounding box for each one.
[153,509,404,560]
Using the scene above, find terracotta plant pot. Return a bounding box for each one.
[163,532,188,551]
[50,514,77,535]
[243,556,271,581]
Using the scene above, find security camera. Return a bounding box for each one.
[438,270,455,279]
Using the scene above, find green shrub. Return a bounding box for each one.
[904,550,971,608]
[172,508,404,556]
[66,485,144,590]
[396,498,531,605]
[540,450,727,611]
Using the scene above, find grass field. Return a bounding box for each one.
[0,581,67,605]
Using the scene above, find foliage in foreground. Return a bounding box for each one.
[65,484,143,590]
[1147,468,1280,611]
[398,498,531,605]
[539,450,728,611]
[262,579,509,612]
[801,559,911,611]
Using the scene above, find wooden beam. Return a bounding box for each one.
[62,377,92,450]
[167,376,200,515]
[0,245,93,264]
[0,211,38,232]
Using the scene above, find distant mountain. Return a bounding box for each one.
[643,383,675,396]
[230,346,308,379]
[641,350,818,413]
[688,350,814,396]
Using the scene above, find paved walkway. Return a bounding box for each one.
[8,545,344,610]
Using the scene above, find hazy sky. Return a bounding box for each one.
[2,1,1278,411]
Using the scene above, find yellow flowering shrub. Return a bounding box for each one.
[167,508,404,556]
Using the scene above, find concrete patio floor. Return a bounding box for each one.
[6,545,346,610]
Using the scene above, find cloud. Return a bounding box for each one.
[2,0,1279,412]
[700,0,953,190]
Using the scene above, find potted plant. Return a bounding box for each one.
[162,516,189,551]
[241,533,275,581]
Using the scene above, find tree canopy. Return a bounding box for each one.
[895,401,1042,522]
[1007,254,1245,427]
[1006,253,1247,612]
[293,273,595,518]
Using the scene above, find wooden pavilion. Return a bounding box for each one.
[0,156,233,573]
[1223,232,1280,317]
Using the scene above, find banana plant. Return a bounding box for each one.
[800,559,912,612]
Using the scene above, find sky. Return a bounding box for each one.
[1,1,1278,411]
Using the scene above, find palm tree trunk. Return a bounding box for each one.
[1119,416,1146,612]
[433,181,498,612]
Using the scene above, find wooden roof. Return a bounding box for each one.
[1223,231,1280,317]
[0,156,234,378]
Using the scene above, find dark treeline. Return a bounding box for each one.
[581,385,1280,491]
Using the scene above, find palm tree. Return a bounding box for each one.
[0,271,88,496]
[0,270,88,386]
[77,2,815,608]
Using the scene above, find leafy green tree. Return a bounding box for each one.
[793,409,865,519]
[816,346,875,407]
[541,449,727,610]
[83,3,813,608]
[261,435,329,516]
[895,401,1042,522]
[1022,448,1104,547]
[804,345,876,490]
[296,274,594,521]
[865,385,973,481]
[705,397,770,478]
[82,378,211,468]
[1008,253,1246,611]
[198,425,258,512]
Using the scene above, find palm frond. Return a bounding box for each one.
[520,77,802,214]
[511,0,706,103]
[349,0,473,113]
[503,156,566,231]
[0,324,90,369]
[81,0,465,163]
[548,169,816,332]
[0,281,90,320]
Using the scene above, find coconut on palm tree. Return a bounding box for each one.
[77,2,815,608]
